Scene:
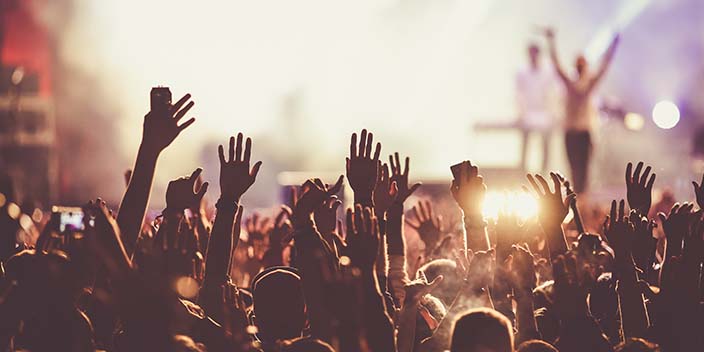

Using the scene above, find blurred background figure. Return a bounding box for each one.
[516,42,559,172]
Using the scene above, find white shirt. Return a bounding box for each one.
[516,66,560,130]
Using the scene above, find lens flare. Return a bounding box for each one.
[482,191,538,220]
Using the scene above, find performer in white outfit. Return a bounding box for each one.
[516,43,560,172]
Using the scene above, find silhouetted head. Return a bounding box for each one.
[281,337,335,352]
[517,340,558,352]
[417,259,461,306]
[528,44,540,68]
[614,338,660,352]
[575,55,588,77]
[451,308,514,352]
[252,267,306,342]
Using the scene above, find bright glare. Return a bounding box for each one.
[482,191,538,220]
[624,112,644,131]
[652,100,680,129]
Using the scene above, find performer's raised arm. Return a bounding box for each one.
[545,28,571,86]
[588,33,620,91]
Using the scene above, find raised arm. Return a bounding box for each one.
[117,92,196,255]
[588,34,620,91]
[291,177,344,341]
[545,28,571,85]
[451,161,489,252]
[346,205,397,352]
[386,153,421,307]
[202,133,261,300]
[526,172,575,260]
[605,200,650,340]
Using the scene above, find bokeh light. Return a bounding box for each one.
[624,112,645,131]
[652,100,680,129]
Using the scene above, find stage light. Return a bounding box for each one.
[624,112,644,131]
[482,191,538,220]
[652,100,680,129]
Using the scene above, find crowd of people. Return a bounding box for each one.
[0,90,702,352]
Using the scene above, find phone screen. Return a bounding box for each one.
[60,211,85,232]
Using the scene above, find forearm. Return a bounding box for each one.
[362,271,396,352]
[615,255,649,339]
[397,301,419,352]
[547,38,569,84]
[386,205,410,307]
[542,223,568,260]
[463,216,490,252]
[117,143,159,255]
[293,224,337,340]
[515,294,540,344]
[203,199,238,289]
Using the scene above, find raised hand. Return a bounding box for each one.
[544,27,555,39]
[117,91,197,255]
[165,168,209,212]
[142,214,204,282]
[218,133,262,203]
[142,93,196,152]
[346,129,381,206]
[658,202,695,257]
[262,207,293,267]
[389,152,421,203]
[508,244,537,295]
[450,161,486,219]
[526,172,575,229]
[603,200,635,262]
[691,173,704,209]
[404,271,444,305]
[625,162,656,216]
[406,200,443,254]
[373,163,396,217]
[345,205,380,271]
[314,196,343,242]
[291,177,344,230]
[244,213,272,242]
[465,249,495,290]
[552,252,594,319]
[629,211,657,273]
[682,210,704,266]
[83,198,132,277]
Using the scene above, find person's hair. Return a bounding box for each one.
[517,339,558,352]
[252,267,307,342]
[280,337,335,352]
[451,308,514,352]
[614,338,660,352]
